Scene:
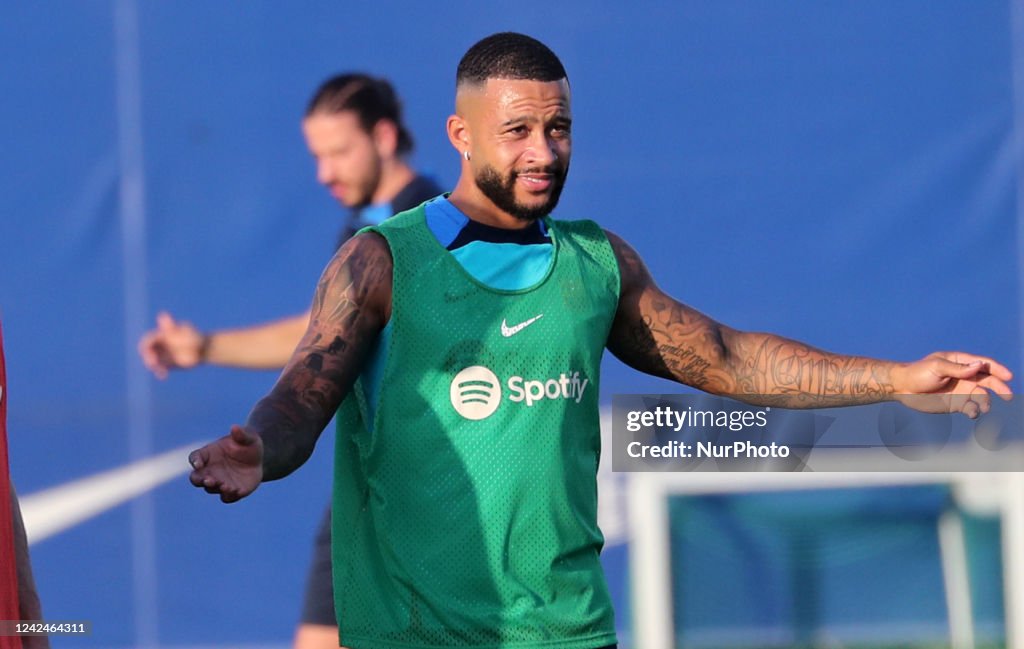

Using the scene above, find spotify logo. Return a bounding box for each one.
[450,366,501,420]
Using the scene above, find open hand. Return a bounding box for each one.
[894,352,1013,418]
[188,425,264,503]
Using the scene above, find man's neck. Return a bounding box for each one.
[448,179,534,230]
[370,159,417,206]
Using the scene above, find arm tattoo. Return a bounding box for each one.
[606,230,895,408]
[249,234,392,480]
[623,297,722,391]
[723,334,895,407]
[607,231,731,392]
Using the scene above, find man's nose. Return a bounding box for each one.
[524,132,557,167]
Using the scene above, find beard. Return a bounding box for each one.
[346,150,384,209]
[475,161,568,222]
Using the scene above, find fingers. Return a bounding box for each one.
[187,447,206,470]
[962,401,981,419]
[229,424,257,446]
[905,352,1015,420]
[187,443,231,492]
[976,373,1014,401]
[188,469,213,489]
[188,469,246,503]
[930,354,1015,402]
[935,352,1014,382]
[137,331,169,380]
[188,430,259,504]
[931,357,987,381]
[139,311,206,372]
[187,446,209,487]
[156,310,177,332]
[982,358,1013,382]
[959,389,991,419]
[139,311,184,379]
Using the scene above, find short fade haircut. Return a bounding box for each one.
[456,32,567,88]
[306,73,414,155]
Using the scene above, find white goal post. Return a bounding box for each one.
[626,454,1024,649]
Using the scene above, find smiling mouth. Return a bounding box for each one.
[517,173,553,192]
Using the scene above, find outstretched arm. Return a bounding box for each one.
[189,232,393,502]
[139,311,309,377]
[604,231,1012,416]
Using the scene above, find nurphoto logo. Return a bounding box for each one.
[450,365,502,420]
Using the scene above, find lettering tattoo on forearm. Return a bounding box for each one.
[251,235,391,480]
[658,343,714,389]
[608,236,731,392]
[724,335,895,407]
[637,293,896,406]
[640,297,721,390]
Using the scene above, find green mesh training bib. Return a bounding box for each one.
[332,206,620,649]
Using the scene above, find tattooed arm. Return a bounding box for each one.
[604,231,1012,416]
[189,232,392,502]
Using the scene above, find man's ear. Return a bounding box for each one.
[447,114,470,157]
[372,119,399,158]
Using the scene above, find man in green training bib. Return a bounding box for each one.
[188,32,1013,649]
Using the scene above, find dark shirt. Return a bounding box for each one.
[337,175,443,248]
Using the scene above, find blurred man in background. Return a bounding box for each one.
[139,74,440,649]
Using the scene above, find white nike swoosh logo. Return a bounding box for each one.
[501,314,544,337]
[19,441,200,545]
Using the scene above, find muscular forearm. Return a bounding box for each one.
[718,329,899,407]
[248,334,373,481]
[204,313,310,369]
[606,231,900,407]
[608,285,901,407]
[246,344,357,480]
[606,230,1010,416]
[247,234,392,480]
[246,394,323,482]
